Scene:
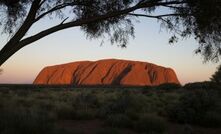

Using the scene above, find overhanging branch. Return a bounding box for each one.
[35,2,90,22]
[21,1,188,47]
[0,0,190,66]
[128,13,182,19]
[0,0,41,55]
[128,13,184,36]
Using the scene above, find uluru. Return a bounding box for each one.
[33,59,180,86]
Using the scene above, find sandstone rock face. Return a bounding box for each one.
[33,59,180,86]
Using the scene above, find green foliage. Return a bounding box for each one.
[134,114,167,134]
[211,64,221,84]
[170,0,221,62]
[0,0,31,33]
[201,111,221,127]
[105,114,133,128]
[0,86,220,134]
[53,101,75,120]
[183,81,219,89]
[0,106,55,134]
[98,92,150,119]
[96,128,120,134]
[155,83,181,90]
[0,0,221,63]
[167,89,221,127]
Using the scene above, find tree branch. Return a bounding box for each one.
[60,17,69,25]
[139,0,186,8]
[35,0,187,23]
[0,0,41,53]
[11,0,41,42]
[128,13,182,18]
[127,12,185,36]
[19,3,143,47]
[161,5,186,9]
[39,0,47,7]
[20,1,188,48]
[35,2,89,22]
[0,0,189,66]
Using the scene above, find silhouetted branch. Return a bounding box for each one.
[128,13,182,18]
[60,17,69,25]
[35,2,89,22]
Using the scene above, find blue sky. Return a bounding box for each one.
[0,15,218,84]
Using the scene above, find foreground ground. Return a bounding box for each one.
[0,83,220,134]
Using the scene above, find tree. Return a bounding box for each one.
[0,0,220,66]
[211,64,221,84]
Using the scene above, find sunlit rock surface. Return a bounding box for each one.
[34,59,180,86]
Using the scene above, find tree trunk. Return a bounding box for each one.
[0,0,42,66]
[0,43,24,66]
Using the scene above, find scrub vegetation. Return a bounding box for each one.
[0,82,220,134]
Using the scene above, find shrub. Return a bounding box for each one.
[211,64,221,84]
[98,93,145,118]
[125,109,140,120]
[167,90,221,127]
[73,108,97,120]
[0,106,55,134]
[96,127,120,134]
[74,92,99,108]
[183,81,218,90]
[156,83,181,90]
[134,114,167,134]
[54,102,75,120]
[105,114,133,128]
[200,111,221,127]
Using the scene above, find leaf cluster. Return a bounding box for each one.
[0,0,220,62]
[211,64,221,84]
[0,0,32,34]
[167,0,221,62]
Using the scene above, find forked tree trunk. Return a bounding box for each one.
[0,0,41,66]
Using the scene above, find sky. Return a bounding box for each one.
[0,14,219,85]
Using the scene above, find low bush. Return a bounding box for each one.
[200,111,221,127]
[105,114,133,128]
[156,83,181,90]
[54,102,75,120]
[134,114,167,134]
[183,82,219,90]
[0,86,220,134]
[96,127,120,134]
[98,92,146,118]
[0,106,55,134]
[73,108,97,120]
[167,89,221,127]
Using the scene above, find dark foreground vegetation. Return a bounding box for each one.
[0,83,220,134]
